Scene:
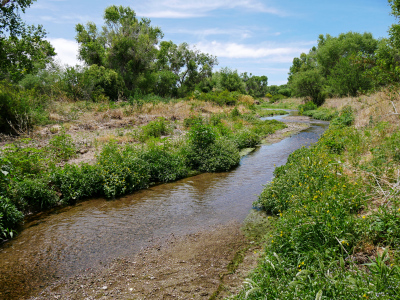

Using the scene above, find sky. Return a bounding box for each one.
[23,0,397,85]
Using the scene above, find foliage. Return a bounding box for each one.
[0,195,23,240]
[196,90,238,106]
[269,93,287,103]
[11,177,59,211]
[1,139,47,179]
[298,101,317,114]
[51,163,102,204]
[76,5,163,91]
[290,69,326,106]
[47,130,77,162]
[139,117,172,141]
[185,123,240,172]
[97,143,150,198]
[328,55,372,97]
[139,143,188,183]
[303,107,338,121]
[81,64,124,101]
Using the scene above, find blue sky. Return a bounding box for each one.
[24,0,396,85]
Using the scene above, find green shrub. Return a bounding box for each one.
[196,90,238,106]
[140,117,172,141]
[97,143,150,198]
[303,107,338,121]
[0,83,34,134]
[12,177,59,211]
[183,115,203,128]
[194,137,240,172]
[298,101,317,114]
[51,163,102,204]
[2,139,47,179]
[47,130,77,161]
[139,143,188,183]
[235,129,261,149]
[186,124,240,172]
[230,107,241,118]
[331,106,354,127]
[269,94,287,103]
[0,196,24,239]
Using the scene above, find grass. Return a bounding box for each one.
[257,109,288,117]
[231,89,400,300]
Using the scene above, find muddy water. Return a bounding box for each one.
[0,116,328,299]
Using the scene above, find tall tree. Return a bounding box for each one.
[0,0,55,82]
[76,5,163,91]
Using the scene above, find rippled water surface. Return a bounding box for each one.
[0,115,328,298]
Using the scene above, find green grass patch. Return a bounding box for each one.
[232,109,400,300]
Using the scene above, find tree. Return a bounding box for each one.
[0,0,55,82]
[1,0,33,36]
[328,55,372,97]
[290,69,326,106]
[316,32,378,78]
[241,73,268,97]
[76,5,163,92]
[155,41,217,96]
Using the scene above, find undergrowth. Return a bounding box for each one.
[232,104,400,299]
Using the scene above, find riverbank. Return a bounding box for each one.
[20,113,316,300]
[233,89,400,299]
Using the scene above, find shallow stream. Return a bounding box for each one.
[0,112,328,299]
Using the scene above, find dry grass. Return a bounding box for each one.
[322,89,400,128]
[238,95,255,105]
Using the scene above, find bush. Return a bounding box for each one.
[139,143,188,183]
[12,177,59,211]
[2,139,47,179]
[183,115,203,128]
[298,101,317,114]
[186,124,240,172]
[0,196,24,239]
[331,106,354,127]
[290,69,326,106]
[140,117,172,141]
[97,143,150,198]
[234,129,261,149]
[0,83,34,134]
[51,163,102,204]
[47,130,77,161]
[269,94,287,103]
[196,90,238,106]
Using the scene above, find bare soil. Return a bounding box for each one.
[29,222,262,300]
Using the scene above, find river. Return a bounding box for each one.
[0,113,328,299]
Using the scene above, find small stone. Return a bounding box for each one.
[102,286,108,290]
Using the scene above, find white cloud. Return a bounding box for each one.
[136,0,285,18]
[195,41,309,61]
[47,38,82,67]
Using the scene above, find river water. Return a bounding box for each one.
[0,113,328,299]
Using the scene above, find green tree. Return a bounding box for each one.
[156,41,217,96]
[328,55,372,97]
[0,0,55,82]
[290,69,326,106]
[241,73,268,97]
[316,32,378,78]
[76,5,163,92]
